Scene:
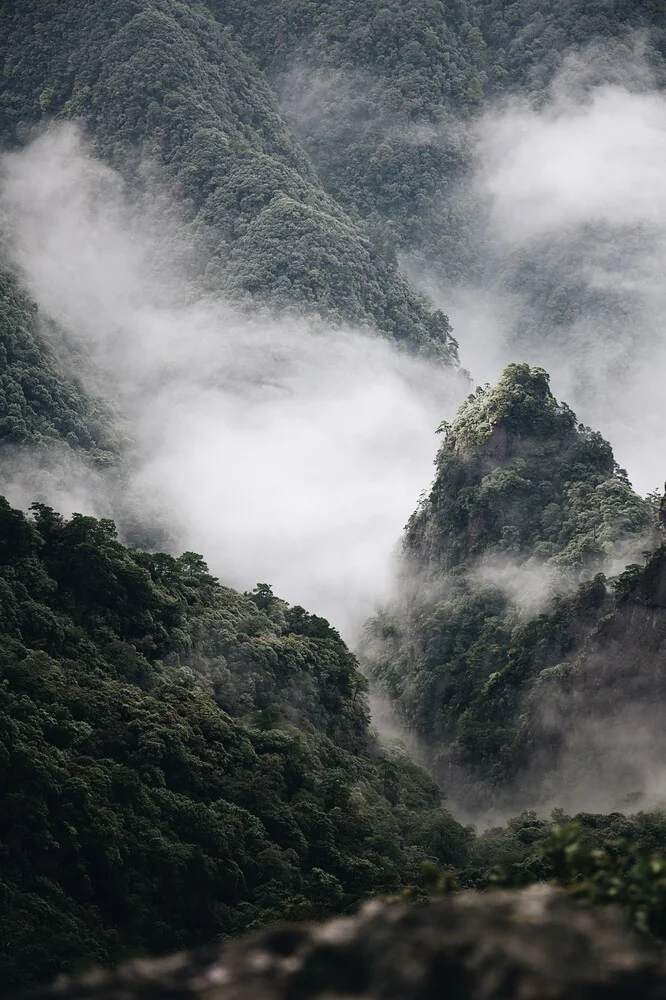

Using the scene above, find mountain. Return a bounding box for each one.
[221,0,666,267]
[216,0,666,448]
[2,0,666,993]
[0,498,472,991]
[0,0,457,360]
[403,364,652,572]
[362,365,658,814]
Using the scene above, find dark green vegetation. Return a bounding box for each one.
[364,366,659,811]
[221,0,666,399]
[2,483,665,988]
[2,0,666,993]
[223,0,666,275]
[406,364,652,571]
[0,0,457,360]
[5,0,663,366]
[417,810,666,940]
[0,268,117,461]
[0,498,472,991]
[4,472,663,994]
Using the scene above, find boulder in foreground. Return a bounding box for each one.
[24,886,666,1000]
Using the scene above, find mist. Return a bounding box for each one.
[3,48,665,819]
[0,125,467,639]
[409,49,666,496]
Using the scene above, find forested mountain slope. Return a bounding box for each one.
[403,364,652,572]
[2,1,666,994]
[220,0,666,268]
[363,366,659,814]
[0,0,456,359]
[2,0,663,456]
[0,267,117,461]
[0,498,472,991]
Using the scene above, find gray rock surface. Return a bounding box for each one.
[22,886,666,1000]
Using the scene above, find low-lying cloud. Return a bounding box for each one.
[411,49,666,496]
[0,125,466,638]
[479,84,666,239]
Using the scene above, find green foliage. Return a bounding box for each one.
[363,367,656,808]
[221,0,665,280]
[403,365,651,572]
[450,365,577,446]
[374,808,666,948]
[476,812,666,939]
[218,0,486,276]
[406,810,666,940]
[0,497,471,992]
[534,823,666,937]
[2,0,662,385]
[0,268,117,460]
[476,0,666,99]
[0,0,457,360]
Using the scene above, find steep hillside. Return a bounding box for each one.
[221,0,666,268]
[0,266,117,461]
[3,492,666,994]
[219,0,666,432]
[518,543,666,811]
[404,364,652,572]
[0,0,456,359]
[0,498,471,991]
[363,366,657,813]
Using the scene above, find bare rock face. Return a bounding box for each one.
[22,887,666,1000]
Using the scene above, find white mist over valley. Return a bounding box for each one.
[3,45,666,640]
[1,126,466,638]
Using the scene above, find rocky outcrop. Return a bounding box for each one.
[23,887,666,1000]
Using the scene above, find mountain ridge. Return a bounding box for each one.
[2,0,666,991]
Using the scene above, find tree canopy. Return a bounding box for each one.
[363,366,658,811]
[2,1,666,990]
[0,498,472,991]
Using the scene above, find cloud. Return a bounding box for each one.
[408,47,666,496]
[0,124,466,638]
[478,85,666,240]
[469,554,564,616]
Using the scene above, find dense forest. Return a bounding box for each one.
[0,268,118,460]
[0,0,457,361]
[3,495,666,989]
[2,0,666,994]
[363,365,662,813]
[0,498,475,989]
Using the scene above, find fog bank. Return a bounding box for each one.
[0,125,466,638]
